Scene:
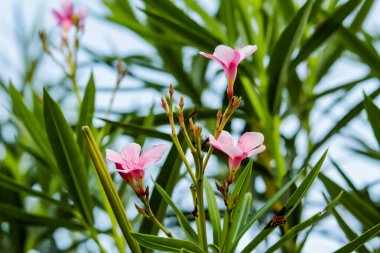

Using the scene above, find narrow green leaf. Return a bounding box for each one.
[304,86,380,167]
[241,150,328,253]
[0,202,83,230]
[131,232,206,253]
[76,73,95,148]
[333,223,380,253]
[364,95,380,148]
[204,177,221,246]
[267,0,314,114]
[9,84,56,170]
[293,0,362,66]
[319,173,380,228]
[331,207,371,253]
[231,167,304,251]
[100,118,171,141]
[0,174,74,213]
[153,181,198,242]
[222,160,253,251]
[266,192,342,253]
[339,27,380,77]
[82,126,141,253]
[43,88,93,226]
[228,192,252,252]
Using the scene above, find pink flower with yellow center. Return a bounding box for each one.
[200,45,257,102]
[52,0,86,31]
[209,130,265,172]
[106,143,168,183]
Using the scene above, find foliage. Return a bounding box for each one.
[0,0,379,252]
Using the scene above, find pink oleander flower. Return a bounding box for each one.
[52,0,86,31]
[200,45,257,101]
[209,130,265,172]
[106,143,169,182]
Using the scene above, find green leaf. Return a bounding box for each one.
[304,86,380,167]
[266,192,342,253]
[0,174,74,213]
[100,118,171,141]
[241,150,328,253]
[153,181,198,242]
[267,0,314,114]
[293,0,362,66]
[9,84,57,170]
[82,126,141,253]
[204,177,221,246]
[221,160,253,251]
[131,232,206,253]
[0,202,83,230]
[319,173,380,228]
[76,73,96,148]
[364,95,380,148]
[333,223,380,253]
[231,167,303,251]
[43,88,93,226]
[331,207,371,253]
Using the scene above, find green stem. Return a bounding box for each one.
[144,199,173,238]
[196,178,208,251]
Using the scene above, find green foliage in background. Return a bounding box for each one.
[0,0,379,252]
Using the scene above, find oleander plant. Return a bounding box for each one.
[0,0,379,252]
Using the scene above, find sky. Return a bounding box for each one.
[0,0,379,252]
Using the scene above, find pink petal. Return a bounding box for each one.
[140,144,169,168]
[199,52,227,68]
[237,45,257,63]
[52,10,64,21]
[106,149,124,164]
[229,156,244,170]
[221,146,244,159]
[121,143,141,165]
[209,130,234,152]
[237,132,264,152]
[61,0,74,16]
[247,145,266,156]
[214,45,239,65]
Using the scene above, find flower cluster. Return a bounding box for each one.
[106,44,264,240]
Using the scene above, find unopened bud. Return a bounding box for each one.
[179,97,184,110]
[145,186,150,198]
[189,118,196,136]
[135,204,149,218]
[216,107,222,129]
[116,59,126,78]
[196,126,202,136]
[161,97,169,116]
[169,84,174,99]
[39,30,49,53]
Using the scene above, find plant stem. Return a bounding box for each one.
[143,198,173,238]
[196,177,208,251]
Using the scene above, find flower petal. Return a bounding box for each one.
[237,45,257,63]
[221,146,244,159]
[209,130,234,151]
[214,45,238,65]
[237,132,264,152]
[121,143,141,165]
[247,145,266,156]
[140,144,169,168]
[229,156,244,170]
[106,149,124,164]
[199,52,226,68]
